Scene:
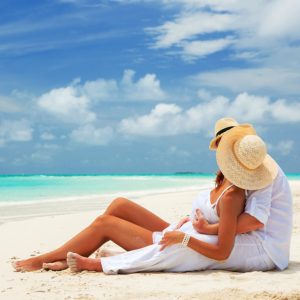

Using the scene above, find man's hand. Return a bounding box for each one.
[159,231,185,251]
[192,209,209,233]
[175,216,190,229]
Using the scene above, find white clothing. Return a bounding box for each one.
[245,167,293,270]
[101,185,275,275]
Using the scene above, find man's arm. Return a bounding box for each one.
[236,213,264,234]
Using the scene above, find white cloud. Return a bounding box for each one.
[182,38,233,60]
[193,67,300,95]
[82,79,118,101]
[0,95,21,113]
[119,92,300,137]
[119,103,183,136]
[226,93,270,122]
[258,0,300,39]
[271,99,300,123]
[40,132,56,140]
[196,89,212,101]
[148,11,235,48]
[37,70,166,126]
[70,124,114,145]
[148,0,300,66]
[0,119,33,145]
[37,86,96,124]
[120,70,166,101]
[81,69,167,102]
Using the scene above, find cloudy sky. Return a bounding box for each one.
[0,0,300,174]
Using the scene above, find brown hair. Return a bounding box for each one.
[215,170,224,188]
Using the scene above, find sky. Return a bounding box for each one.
[0,0,300,174]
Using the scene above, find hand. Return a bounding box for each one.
[159,231,185,251]
[192,209,209,233]
[175,216,190,229]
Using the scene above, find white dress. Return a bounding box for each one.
[101,186,275,274]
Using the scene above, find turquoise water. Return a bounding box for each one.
[0,173,298,223]
[286,173,300,180]
[0,174,214,205]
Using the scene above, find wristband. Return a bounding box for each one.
[181,233,191,247]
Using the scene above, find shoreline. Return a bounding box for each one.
[0,184,213,224]
[0,181,299,299]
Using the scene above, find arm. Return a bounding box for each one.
[194,183,274,235]
[195,212,263,235]
[236,213,264,234]
[160,189,245,261]
[192,209,219,235]
[175,216,191,229]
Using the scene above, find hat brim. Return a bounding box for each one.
[216,126,278,190]
[209,124,253,151]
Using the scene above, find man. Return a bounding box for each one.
[194,117,293,270]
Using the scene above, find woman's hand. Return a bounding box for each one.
[192,209,209,233]
[159,231,185,251]
[175,216,190,229]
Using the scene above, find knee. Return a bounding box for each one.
[112,197,129,207]
[91,215,112,229]
[106,197,130,214]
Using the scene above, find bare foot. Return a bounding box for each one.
[67,252,102,273]
[95,248,125,258]
[12,257,43,272]
[43,260,68,271]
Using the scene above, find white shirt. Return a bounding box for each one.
[245,167,293,270]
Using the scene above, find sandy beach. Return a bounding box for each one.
[1,181,300,300]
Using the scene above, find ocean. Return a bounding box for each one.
[0,174,214,223]
[1,173,298,224]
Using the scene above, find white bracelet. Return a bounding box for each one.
[181,233,190,247]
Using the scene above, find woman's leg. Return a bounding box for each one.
[13,215,153,272]
[104,197,170,231]
[13,197,169,272]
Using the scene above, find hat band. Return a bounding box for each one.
[216,126,235,137]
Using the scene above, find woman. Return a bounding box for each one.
[13,125,282,273]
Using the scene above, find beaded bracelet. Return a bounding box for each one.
[182,233,191,247]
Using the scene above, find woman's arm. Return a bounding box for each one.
[160,189,245,261]
[193,212,263,235]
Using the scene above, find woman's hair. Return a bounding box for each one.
[215,170,224,188]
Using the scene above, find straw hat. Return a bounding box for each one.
[209,117,251,150]
[216,126,278,190]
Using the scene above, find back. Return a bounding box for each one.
[245,167,293,270]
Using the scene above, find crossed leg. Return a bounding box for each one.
[13,197,169,272]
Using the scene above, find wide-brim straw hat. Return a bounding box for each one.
[216,126,278,190]
[209,117,252,150]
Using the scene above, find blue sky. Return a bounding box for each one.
[0,0,300,174]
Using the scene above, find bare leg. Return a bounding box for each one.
[45,197,170,270]
[13,197,169,271]
[13,215,153,271]
[104,197,170,231]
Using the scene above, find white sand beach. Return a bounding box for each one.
[1,181,300,300]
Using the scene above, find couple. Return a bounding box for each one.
[13,118,293,274]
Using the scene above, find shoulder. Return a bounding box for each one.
[220,186,245,207]
[224,186,245,200]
